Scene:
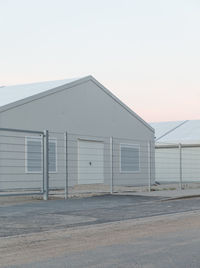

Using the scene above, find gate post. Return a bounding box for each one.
[64,132,68,199]
[43,130,49,200]
[110,137,113,194]
[148,141,151,192]
[179,143,183,190]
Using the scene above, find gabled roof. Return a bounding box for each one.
[0,75,154,132]
[151,120,200,144]
[151,120,187,141]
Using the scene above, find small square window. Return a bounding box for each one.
[120,144,140,172]
[26,137,42,173]
[49,139,57,173]
[25,137,57,173]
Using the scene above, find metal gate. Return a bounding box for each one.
[0,127,47,199]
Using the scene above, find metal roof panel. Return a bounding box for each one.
[0,78,80,107]
[151,120,200,144]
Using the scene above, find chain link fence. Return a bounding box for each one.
[154,142,200,191]
[47,132,154,198]
[0,128,154,199]
[1,127,200,200]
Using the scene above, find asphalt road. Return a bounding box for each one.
[1,194,200,267]
[1,194,200,237]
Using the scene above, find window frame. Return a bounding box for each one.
[25,136,57,174]
[120,143,140,173]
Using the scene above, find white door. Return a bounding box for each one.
[78,140,104,184]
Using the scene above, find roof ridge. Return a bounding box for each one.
[155,120,189,141]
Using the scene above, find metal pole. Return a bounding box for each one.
[64,132,68,199]
[43,130,49,200]
[110,137,113,194]
[148,141,151,192]
[179,143,183,190]
[42,134,45,195]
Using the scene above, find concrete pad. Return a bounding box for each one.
[129,188,200,199]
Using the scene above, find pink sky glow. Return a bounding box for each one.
[1,0,200,123]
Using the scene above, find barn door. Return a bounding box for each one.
[78,140,104,184]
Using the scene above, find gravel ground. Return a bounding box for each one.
[1,194,200,267]
[1,211,200,268]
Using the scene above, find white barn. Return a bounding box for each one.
[151,120,200,183]
[0,76,155,193]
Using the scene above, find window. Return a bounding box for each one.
[26,137,57,173]
[120,144,140,172]
[26,137,42,173]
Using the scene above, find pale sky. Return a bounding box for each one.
[0,0,200,122]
